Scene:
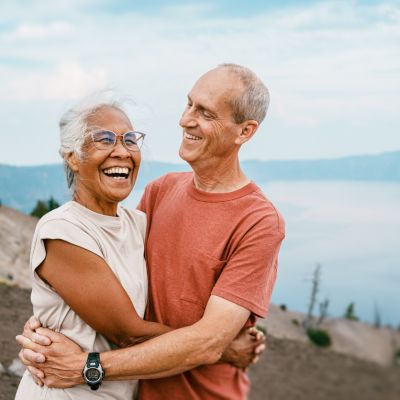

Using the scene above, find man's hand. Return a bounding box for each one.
[221,326,266,369]
[16,317,86,388]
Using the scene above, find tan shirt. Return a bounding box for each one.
[16,201,148,399]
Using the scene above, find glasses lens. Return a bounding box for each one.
[124,132,144,151]
[92,130,115,149]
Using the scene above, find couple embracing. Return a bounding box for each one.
[16,63,285,400]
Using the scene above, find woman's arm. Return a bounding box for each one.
[37,239,172,347]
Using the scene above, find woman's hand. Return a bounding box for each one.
[220,326,266,369]
[16,317,86,388]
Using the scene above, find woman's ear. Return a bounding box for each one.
[66,153,79,172]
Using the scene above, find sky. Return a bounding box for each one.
[0,0,399,165]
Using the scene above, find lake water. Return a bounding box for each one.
[126,181,400,326]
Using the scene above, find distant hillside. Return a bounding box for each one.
[1,151,399,213]
[243,151,400,182]
[0,206,37,288]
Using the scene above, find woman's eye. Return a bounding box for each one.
[125,139,137,145]
[124,133,138,145]
[100,137,114,143]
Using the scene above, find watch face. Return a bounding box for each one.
[86,367,101,382]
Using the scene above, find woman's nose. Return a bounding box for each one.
[111,137,131,157]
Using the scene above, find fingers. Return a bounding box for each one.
[28,315,42,330]
[35,327,63,343]
[247,326,266,342]
[24,348,46,364]
[22,322,51,346]
[19,349,32,367]
[251,355,260,365]
[251,343,266,365]
[15,336,46,362]
[254,343,266,355]
[27,366,45,386]
[21,347,45,387]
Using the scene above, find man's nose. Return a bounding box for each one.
[179,107,197,128]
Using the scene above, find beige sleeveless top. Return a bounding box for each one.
[16,201,148,399]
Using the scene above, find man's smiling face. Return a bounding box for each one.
[178,68,244,166]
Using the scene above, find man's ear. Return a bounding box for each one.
[235,120,259,145]
[66,152,79,172]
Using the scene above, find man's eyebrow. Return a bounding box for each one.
[187,95,216,115]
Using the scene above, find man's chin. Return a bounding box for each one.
[178,147,190,163]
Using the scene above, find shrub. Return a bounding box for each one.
[31,196,60,218]
[280,304,287,311]
[306,328,331,347]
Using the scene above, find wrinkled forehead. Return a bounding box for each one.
[85,106,133,131]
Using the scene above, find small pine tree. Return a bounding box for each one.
[344,302,359,321]
[30,197,60,218]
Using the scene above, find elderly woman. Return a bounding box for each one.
[15,98,172,399]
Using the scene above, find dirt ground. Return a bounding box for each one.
[1,284,399,400]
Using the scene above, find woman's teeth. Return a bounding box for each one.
[103,167,130,179]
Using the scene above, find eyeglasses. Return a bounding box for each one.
[90,129,146,152]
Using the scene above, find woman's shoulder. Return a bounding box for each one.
[119,206,146,226]
[119,206,147,236]
[35,201,75,228]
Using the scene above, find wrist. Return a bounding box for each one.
[82,352,104,390]
[74,352,88,385]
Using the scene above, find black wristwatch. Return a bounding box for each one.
[82,352,104,390]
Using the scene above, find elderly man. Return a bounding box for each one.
[18,63,285,399]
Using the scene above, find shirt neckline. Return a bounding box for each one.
[186,177,257,203]
[69,200,122,226]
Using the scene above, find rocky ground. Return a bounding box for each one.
[0,284,31,400]
[1,284,399,400]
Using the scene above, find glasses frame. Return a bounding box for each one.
[89,128,146,152]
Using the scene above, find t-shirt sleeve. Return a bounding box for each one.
[137,187,148,213]
[30,218,103,273]
[137,178,162,216]
[211,215,285,318]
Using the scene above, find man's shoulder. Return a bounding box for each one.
[246,183,285,236]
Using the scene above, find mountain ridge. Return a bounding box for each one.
[1,150,399,213]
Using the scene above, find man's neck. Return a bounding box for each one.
[190,157,250,193]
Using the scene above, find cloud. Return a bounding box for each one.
[3,21,73,41]
[3,62,108,101]
[0,0,399,163]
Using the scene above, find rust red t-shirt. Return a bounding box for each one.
[137,172,285,400]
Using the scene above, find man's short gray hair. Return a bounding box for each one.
[59,93,126,192]
[218,63,269,124]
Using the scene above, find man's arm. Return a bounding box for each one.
[18,295,250,387]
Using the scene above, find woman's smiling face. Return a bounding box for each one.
[68,106,141,215]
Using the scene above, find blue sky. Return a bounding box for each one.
[0,0,399,165]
